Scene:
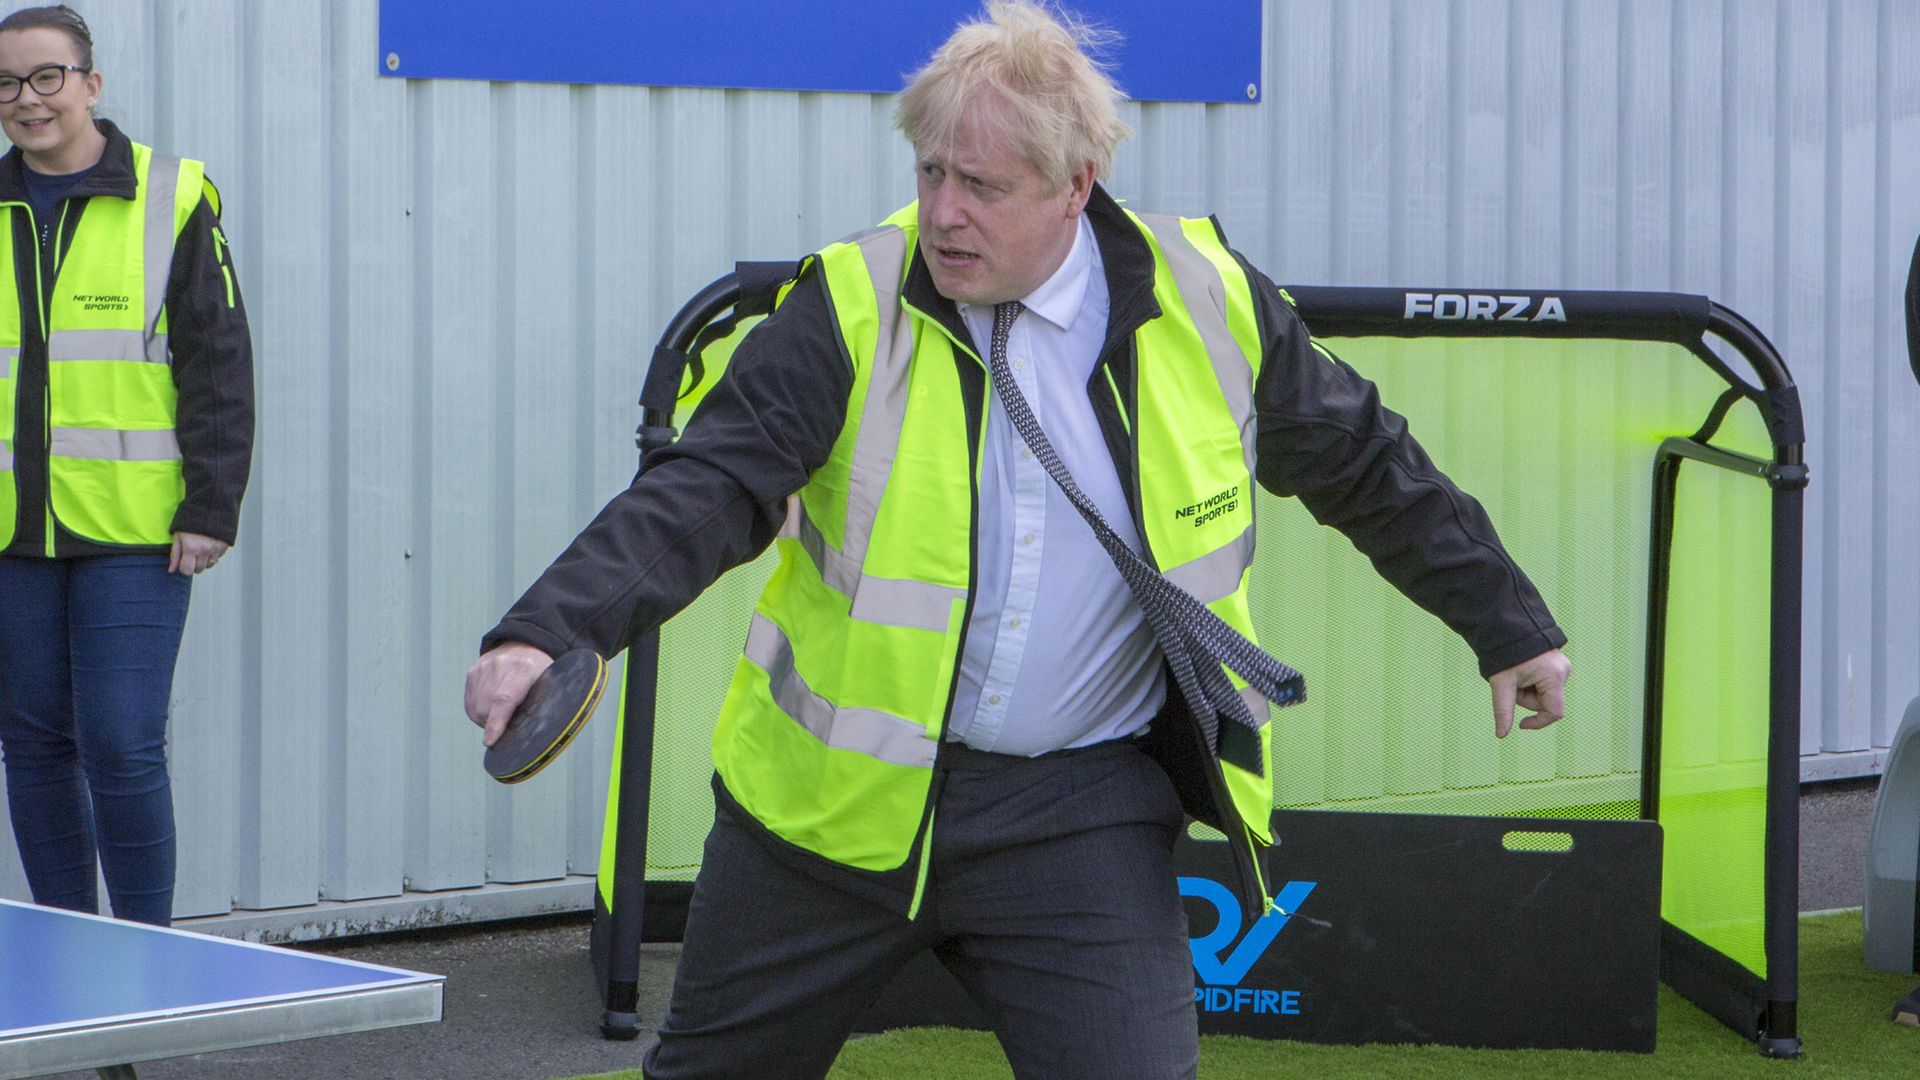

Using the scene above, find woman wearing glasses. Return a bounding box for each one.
[0,5,252,926]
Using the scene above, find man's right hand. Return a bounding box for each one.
[464,642,555,747]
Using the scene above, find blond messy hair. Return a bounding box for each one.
[896,0,1131,192]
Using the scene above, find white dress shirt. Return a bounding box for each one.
[945,214,1168,756]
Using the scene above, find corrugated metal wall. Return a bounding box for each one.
[1,0,1915,920]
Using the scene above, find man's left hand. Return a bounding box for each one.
[1489,648,1569,738]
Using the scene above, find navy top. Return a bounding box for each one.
[22,161,97,243]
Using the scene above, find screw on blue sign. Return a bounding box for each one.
[1180,877,1315,1015]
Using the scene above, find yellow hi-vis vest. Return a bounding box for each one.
[0,142,206,551]
[713,204,1277,913]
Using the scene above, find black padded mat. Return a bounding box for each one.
[862,809,1661,1052]
[1183,809,1662,1051]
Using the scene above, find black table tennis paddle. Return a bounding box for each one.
[483,649,609,784]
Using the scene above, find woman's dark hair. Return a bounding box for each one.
[0,5,93,70]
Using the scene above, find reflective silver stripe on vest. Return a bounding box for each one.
[837,225,916,579]
[0,345,17,367]
[1162,524,1255,605]
[48,329,169,364]
[788,225,966,634]
[0,444,12,470]
[144,153,183,348]
[778,497,964,633]
[744,613,938,769]
[1136,214,1257,479]
[49,427,182,461]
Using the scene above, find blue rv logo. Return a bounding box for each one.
[1179,877,1316,1015]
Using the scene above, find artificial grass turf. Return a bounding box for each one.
[571,911,1919,1079]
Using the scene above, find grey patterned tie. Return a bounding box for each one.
[986,301,1304,771]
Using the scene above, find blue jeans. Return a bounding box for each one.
[0,555,191,925]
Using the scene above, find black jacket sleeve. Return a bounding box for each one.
[483,265,854,659]
[1238,254,1566,677]
[167,179,255,545]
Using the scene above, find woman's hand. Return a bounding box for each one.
[169,531,230,576]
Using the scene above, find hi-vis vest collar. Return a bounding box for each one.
[711,198,1275,905]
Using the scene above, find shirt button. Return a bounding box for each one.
[1007,617,1022,629]
[1013,359,1027,372]
[1020,446,1034,460]
[1022,533,1036,546]
[988,694,1003,706]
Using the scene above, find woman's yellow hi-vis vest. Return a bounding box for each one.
[713,205,1278,914]
[0,142,205,550]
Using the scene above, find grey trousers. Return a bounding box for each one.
[642,738,1200,1080]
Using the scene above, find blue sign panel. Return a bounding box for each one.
[378,1,1262,103]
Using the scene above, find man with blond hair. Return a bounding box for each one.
[467,2,1569,1076]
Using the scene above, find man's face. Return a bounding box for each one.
[915,103,1094,307]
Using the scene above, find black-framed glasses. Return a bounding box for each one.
[0,64,89,104]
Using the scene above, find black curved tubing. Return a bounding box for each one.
[661,273,746,362]
[1285,285,1713,343]
[641,272,746,433]
[1704,302,1792,393]
[1906,233,1918,386]
[1648,303,1805,1055]
[603,270,743,1039]
[652,285,1804,418]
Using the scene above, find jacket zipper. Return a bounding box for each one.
[213,225,235,307]
[39,201,67,554]
[905,803,939,920]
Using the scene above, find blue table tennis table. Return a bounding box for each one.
[0,898,443,1079]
